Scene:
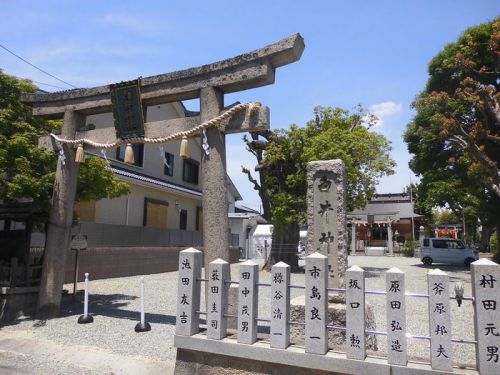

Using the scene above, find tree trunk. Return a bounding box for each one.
[37,110,83,319]
[480,225,492,252]
[265,222,300,271]
[495,223,500,263]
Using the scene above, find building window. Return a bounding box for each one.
[143,198,168,228]
[183,159,199,185]
[116,144,144,167]
[164,152,174,176]
[180,209,188,230]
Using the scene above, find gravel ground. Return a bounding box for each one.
[0,255,477,373]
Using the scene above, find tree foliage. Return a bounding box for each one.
[0,70,129,217]
[0,71,58,213]
[244,106,395,268]
[404,19,500,253]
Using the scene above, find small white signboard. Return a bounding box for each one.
[70,234,88,250]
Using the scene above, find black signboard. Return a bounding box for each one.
[110,79,145,139]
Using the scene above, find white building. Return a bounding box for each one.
[69,101,242,247]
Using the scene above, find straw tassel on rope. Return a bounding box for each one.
[124,143,135,164]
[180,135,189,159]
[75,144,85,163]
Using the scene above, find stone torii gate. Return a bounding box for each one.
[22,34,304,318]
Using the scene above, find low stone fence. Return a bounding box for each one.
[29,246,240,283]
[174,249,499,374]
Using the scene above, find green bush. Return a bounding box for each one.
[404,239,415,257]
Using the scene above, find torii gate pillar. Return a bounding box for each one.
[200,87,229,269]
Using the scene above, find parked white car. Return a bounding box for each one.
[420,238,479,266]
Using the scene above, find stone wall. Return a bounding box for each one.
[34,246,240,283]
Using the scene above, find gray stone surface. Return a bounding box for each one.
[471,259,500,375]
[270,261,290,349]
[176,248,202,336]
[176,334,473,375]
[386,267,407,365]
[237,260,258,344]
[289,295,378,352]
[201,87,229,281]
[346,265,366,360]
[207,259,229,340]
[427,269,452,371]
[307,160,347,288]
[21,34,305,117]
[37,109,83,318]
[227,284,238,330]
[305,253,328,354]
[351,224,356,255]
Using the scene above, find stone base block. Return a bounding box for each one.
[290,294,377,351]
[365,248,385,256]
[0,286,39,321]
[174,348,340,375]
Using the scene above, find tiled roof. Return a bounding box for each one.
[110,166,202,198]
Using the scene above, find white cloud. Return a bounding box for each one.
[364,101,403,129]
[95,12,169,34]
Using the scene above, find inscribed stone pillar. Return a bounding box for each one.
[207,259,230,340]
[176,248,202,336]
[386,267,407,365]
[270,262,290,349]
[471,259,500,375]
[351,224,356,255]
[238,260,258,344]
[38,109,84,318]
[387,224,393,256]
[346,265,366,360]
[307,160,347,288]
[200,87,228,270]
[305,253,328,354]
[427,269,452,371]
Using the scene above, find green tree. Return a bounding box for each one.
[0,71,58,213]
[0,70,129,217]
[244,106,395,269]
[404,19,500,255]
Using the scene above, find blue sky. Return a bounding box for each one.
[1,1,498,211]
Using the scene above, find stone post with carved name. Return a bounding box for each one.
[307,160,347,288]
[427,268,452,371]
[471,259,500,375]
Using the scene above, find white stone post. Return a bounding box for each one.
[305,253,328,354]
[427,269,452,371]
[78,272,93,324]
[270,261,290,349]
[238,260,258,344]
[387,223,393,256]
[386,267,406,365]
[207,259,230,340]
[419,226,425,247]
[471,259,500,375]
[351,224,356,256]
[176,248,202,336]
[346,265,366,360]
[135,276,151,332]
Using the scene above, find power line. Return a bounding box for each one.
[0,43,77,89]
[31,80,66,90]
